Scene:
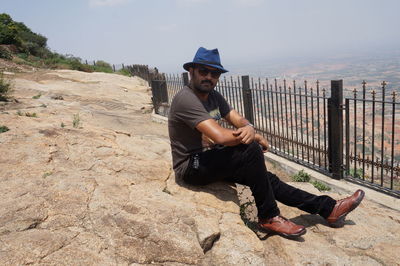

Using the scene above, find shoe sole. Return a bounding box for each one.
[258,226,307,239]
[329,190,365,228]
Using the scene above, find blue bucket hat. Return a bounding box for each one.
[183,47,228,73]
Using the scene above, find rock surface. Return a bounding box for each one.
[0,69,399,265]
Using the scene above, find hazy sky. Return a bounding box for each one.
[2,0,399,73]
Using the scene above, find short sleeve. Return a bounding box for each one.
[171,89,212,129]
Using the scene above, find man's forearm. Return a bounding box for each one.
[231,117,251,129]
[225,110,252,129]
[197,119,244,146]
[222,132,244,146]
[212,128,244,146]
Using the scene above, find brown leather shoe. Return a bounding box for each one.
[327,189,365,228]
[258,215,306,238]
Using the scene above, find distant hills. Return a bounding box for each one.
[228,50,400,95]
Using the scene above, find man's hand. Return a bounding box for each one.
[256,134,269,153]
[233,125,255,144]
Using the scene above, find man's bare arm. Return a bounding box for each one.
[196,119,242,146]
[224,109,251,128]
[224,110,255,144]
[225,109,269,150]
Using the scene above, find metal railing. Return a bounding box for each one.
[216,77,332,175]
[150,73,399,197]
[344,81,399,196]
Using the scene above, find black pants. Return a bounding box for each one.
[183,142,336,219]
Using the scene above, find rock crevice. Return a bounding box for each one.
[201,232,221,253]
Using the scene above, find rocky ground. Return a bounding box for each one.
[0,68,399,265]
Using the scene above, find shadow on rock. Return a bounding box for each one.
[290,214,357,228]
[172,175,240,206]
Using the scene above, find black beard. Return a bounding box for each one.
[193,80,214,94]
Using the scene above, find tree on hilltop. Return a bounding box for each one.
[0,13,49,57]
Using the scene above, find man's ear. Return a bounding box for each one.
[188,67,194,79]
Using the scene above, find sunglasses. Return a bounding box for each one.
[196,66,222,79]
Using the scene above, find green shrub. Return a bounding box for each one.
[349,168,363,179]
[310,180,331,191]
[70,59,93,72]
[91,60,113,73]
[92,65,113,73]
[72,113,80,128]
[292,169,331,191]
[239,201,253,226]
[32,93,41,99]
[16,110,37,117]
[95,60,111,68]
[43,53,72,69]
[14,53,42,67]
[42,54,94,72]
[16,52,28,60]
[0,72,12,101]
[117,68,131,77]
[42,171,53,178]
[24,112,37,117]
[0,46,12,60]
[292,170,311,182]
[0,125,9,133]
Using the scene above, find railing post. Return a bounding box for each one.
[345,98,350,176]
[328,80,344,179]
[241,75,254,124]
[150,77,168,114]
[160,79,168,103]
[182,72,189,87]
[151,80,161,114]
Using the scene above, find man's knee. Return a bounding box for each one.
[248,141,263,151]
[242,141,264,160]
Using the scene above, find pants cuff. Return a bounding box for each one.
[318,197,337,219]
[258,208,280,220]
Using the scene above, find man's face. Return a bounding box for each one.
[189,65,222,94]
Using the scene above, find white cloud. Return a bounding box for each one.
[89,0,130,7]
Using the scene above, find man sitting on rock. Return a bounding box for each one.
[168,47,365,238]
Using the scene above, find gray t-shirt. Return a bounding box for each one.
[168,86,232,178]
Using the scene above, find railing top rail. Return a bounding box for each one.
[345,98,399,104]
